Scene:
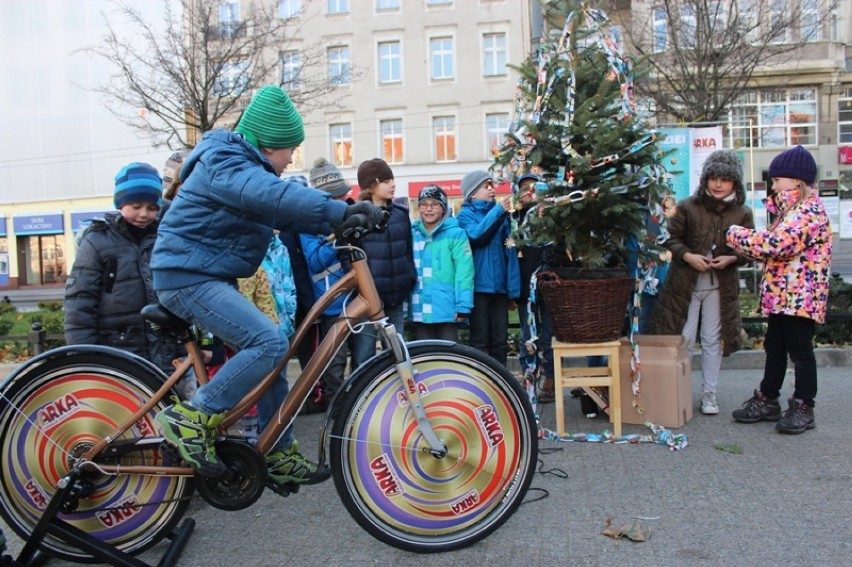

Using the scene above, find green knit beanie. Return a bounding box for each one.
[235,85,305,149]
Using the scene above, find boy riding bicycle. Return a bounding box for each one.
[151,85,383,487]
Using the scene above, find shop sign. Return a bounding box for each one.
[839,146,852,165]
[13,213,63,235]
[407,179,510,198]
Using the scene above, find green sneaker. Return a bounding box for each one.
[156,402,227,477]
[266,440,330,487]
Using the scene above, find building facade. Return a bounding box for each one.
[2,0,851,289]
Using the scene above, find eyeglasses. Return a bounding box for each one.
[419,201,442,210]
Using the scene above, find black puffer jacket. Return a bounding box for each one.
[359,202,416,308]
[64,213,177,373]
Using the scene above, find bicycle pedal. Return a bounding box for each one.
[266,480,300,497]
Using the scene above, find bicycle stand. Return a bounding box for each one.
[16,469,195,567]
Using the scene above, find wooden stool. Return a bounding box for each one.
[552,340,622,437]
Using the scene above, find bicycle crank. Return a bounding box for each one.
[195,439,266,511]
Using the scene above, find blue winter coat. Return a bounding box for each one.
[410,216,474,323]
[358,202,416,308]
[151,129,347,290]
[456,199,521,298]
[300,233,348,316]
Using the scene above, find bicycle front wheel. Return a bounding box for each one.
[330,342,537,552]
[0,348,194,562]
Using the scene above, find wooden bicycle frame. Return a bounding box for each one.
[80,245,385,476]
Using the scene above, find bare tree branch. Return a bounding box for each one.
[613,0,840,123]
[77,0,361,149]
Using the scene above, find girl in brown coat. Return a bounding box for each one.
[651,150,754,415]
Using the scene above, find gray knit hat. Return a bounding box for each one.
[309,157,350,198]
[699,150,744,201]
[461,170,492,200]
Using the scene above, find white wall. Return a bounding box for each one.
[0,0,174,205]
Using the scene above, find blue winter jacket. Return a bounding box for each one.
[300,233,348,316]
[152,129,347,290]
[410,216,474,323]
[456,199,521,298]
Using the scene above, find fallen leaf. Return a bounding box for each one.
[714,442,743,454]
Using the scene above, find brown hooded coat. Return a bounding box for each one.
[650,168,754,356]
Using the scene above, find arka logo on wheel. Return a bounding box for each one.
[450,489,480,515]
[38,394,81,427]
[396,380,430,407]
[24,479,49,510]
[475,405,504,447]
[95,494,142,528]
[370,453,405,497]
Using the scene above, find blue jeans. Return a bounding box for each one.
[158,280,293,450]
[350,303,405,371]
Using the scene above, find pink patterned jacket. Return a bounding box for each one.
[726,193,832,324]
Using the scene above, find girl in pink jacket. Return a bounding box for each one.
[725,146,831,435]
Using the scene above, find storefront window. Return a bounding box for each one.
[23,235,65,285]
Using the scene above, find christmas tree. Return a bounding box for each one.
[493,0,673,270]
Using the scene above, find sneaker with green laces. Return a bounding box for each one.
[266,440,331,487]
[156,402,227,478]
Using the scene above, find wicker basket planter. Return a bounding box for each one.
[538,268,632,343]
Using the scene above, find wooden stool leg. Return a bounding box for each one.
[608,346,622,437]
[554,354,565,436]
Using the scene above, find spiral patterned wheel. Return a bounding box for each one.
[330,343,537,552]
[0,349,193,562]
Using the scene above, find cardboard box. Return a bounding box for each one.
[618,335,693,429]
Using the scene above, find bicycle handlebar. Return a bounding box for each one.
[329,210,390,243]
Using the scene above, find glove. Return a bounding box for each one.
[343,202,386,230]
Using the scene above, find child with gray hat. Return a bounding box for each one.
[651,150,754,415]
[456,170,520,367]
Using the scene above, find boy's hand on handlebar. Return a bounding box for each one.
[334,203,389,241]
[344,202,387,230]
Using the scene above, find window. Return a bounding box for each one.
[219,1,241,39]
[430,37,454,80]
[378,41,401,83]
[279,0,300,18]
[482,33,507,77]
[214,60,249,97]
[486,113,509,157]
[680,4,696,49]
[736,0,759,44]
[727,89,817,149]
[433,116,456,162]
[381,119,404,163]
[327,0,349,14]
[376,0,399,9]
[427,0,452,5]
[769,0,789,44]
[291,146,305,171]
[330,123,353,166]
[281,51,301,90]
[652,7,667,53]
[801,0,820,42]
[328,46,350,86]
[838,88,852,145]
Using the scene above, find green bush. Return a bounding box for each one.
[38,300,64,312]
[0,302,16,316]
[0,318,14,336]
[28,312,65,335]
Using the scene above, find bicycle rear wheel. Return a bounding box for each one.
[0,347,194,562]
[330,342,537,552]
